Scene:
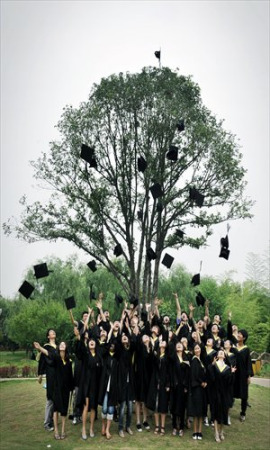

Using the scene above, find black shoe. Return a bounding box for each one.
[136,424,142,432]
[113,414,119,423]
[143,421,150,430]
[197,432,203,440]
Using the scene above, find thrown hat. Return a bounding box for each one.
[80,144,95,164]
[114,243,123,257]
[189,187,205,207]
[64,296,76,310]
[195,291,206,307]
[176,120,185,132]
[138,156,147,172]
[137,210,143,220]
[166,145,178,161]
[161,253,174,269]
[154,50,161,60]
[146,247,157,261]
[115,294,124,306]
[34,263,49,279]
[191,273,200,286]
[175,229,185,239]
[219,234,230,260]
[150,183,163,199]
[156,202,163,212]
[87,260,97,272]
[129,295,139,307]
[18,280,35,299]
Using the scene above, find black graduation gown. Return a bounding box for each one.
[38,343,57,401]
[52,355,74,416]
[117,341,136,403]
[202,348,217,408]
[75,340,102,410]
[169,354,190,417]
[146,352,170,414]
[188,357,207,417]
[225,351,237,408]
[134,337,153,402]
[98,349,119,407]
[208,362,234,424]
[233,345,253,400]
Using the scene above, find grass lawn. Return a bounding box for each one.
[0,380,269,450]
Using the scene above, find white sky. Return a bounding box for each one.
[1,0,269,298]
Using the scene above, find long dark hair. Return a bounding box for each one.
[56,342,70,363]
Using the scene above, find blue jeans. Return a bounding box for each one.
[118,400,133,431]
[102,392,115,420]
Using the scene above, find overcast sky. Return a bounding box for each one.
[1,0,269,298]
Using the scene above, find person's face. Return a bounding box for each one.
[197,320,204,328]
[151,326,159,336]
[163,316,170,324]
[217,350,225,360]
[114,321,120,329]
[192,331,197,340]
[59,341,66,351]
[194,345,201,357]
[100,330,107,339]
[214,315,220,324]
[238,332,244,342]
[47,330,56,340]
[142,335,150,345]
[82,313,88,322]
[131,317,138,327]
[232,325,238,333]
[104,310,110,319]
[160,341,167,349]
[181,338,188,349]
[176,342,183,352]
[110,343,115,352]
[181,312,188,322]
[121,335,129,345]
[224,340,231,350]
[212,324,218,334]
[88,339,96,349]
[207,338,213,346]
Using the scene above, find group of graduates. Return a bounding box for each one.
[34,292,253,442]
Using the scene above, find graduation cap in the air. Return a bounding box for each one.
[196,291,206,307]
[219,234,230,260]
[138,156,147,173]
[64,296,76,310]
[189,187,205,208]
[150,183,163,199]
[137,210,143,220]
[166,145,178,161]
[191,261,203,286]
[175,229,185,239]
[154,50,161,60]
[18,280,35,299]
[146,247,157,261]
[114,243,123,257]
[129,295,139,307]
[115,294,124,307]
[80,144,95,163]
[87,260,97,272]
[161,253,174,269]
[176,120,185,132]
[34,263,49,279]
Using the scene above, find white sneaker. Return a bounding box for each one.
[227,416,231,426]
[240,415,246,422]
[204,417,209,426]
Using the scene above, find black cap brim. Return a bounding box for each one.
[64,296,76,310]
[18,281,35,299]
[34,263,49,279]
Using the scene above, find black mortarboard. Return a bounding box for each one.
[161,253,174,269]
[189,187,205,207]
[166,145,178,161]
[80,144,95,164]
[114,243,123,257]
[115,294,123,306]
[87,260,97,272]
[156,202,163,212]
[64,296,76,310]
[34,263,49,279]
[196,291,206,307]
[90,286,96,300]
[191,273,200,286]
[175,229,185,239]
[219,247,230,260]
[150,183,163,199]
[154,50,161,60]
[18,281,35,299]
[138,156,147,173]
[176,120,185,132]
[129,295,139,307]
[146,247,157,261]
[219,234,230,260]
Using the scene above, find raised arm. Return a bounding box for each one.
[69,309,78,327]
[33,342,49,356]
[173,293,181,320]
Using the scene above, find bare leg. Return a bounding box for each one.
[142,404,148,423]
[53,411,59,437]
[214,420,220,441]
[82,399,89,437]
[106,419,112,439]
[61,416,66,437]
[198,417,202,433]
[135,401,141,424]
[193,417,198,434]
[89,408,95,436]
[154,412,159,433]
[101,418,106,435]
[160,413,166,435]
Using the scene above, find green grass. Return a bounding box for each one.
[0,351,37,369]
[0,380,269,450]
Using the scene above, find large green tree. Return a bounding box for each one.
[4,67,252,302]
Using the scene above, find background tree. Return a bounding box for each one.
[4,67,253,303]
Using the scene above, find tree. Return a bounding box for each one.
[4,67,253,303]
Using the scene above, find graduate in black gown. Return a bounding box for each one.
[224,339,237,425]
[169,341,190,437]
[188,343,207,440]
[74,328,102,440]
[146,338,170,436]
[37,329,57,432]
[34,340,74,440]
[233,329,253,422]
[208,349,236,442]
[201,337,216,426]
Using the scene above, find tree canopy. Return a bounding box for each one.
[4,66,253,302]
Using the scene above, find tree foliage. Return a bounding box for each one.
[4,67,253,302]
